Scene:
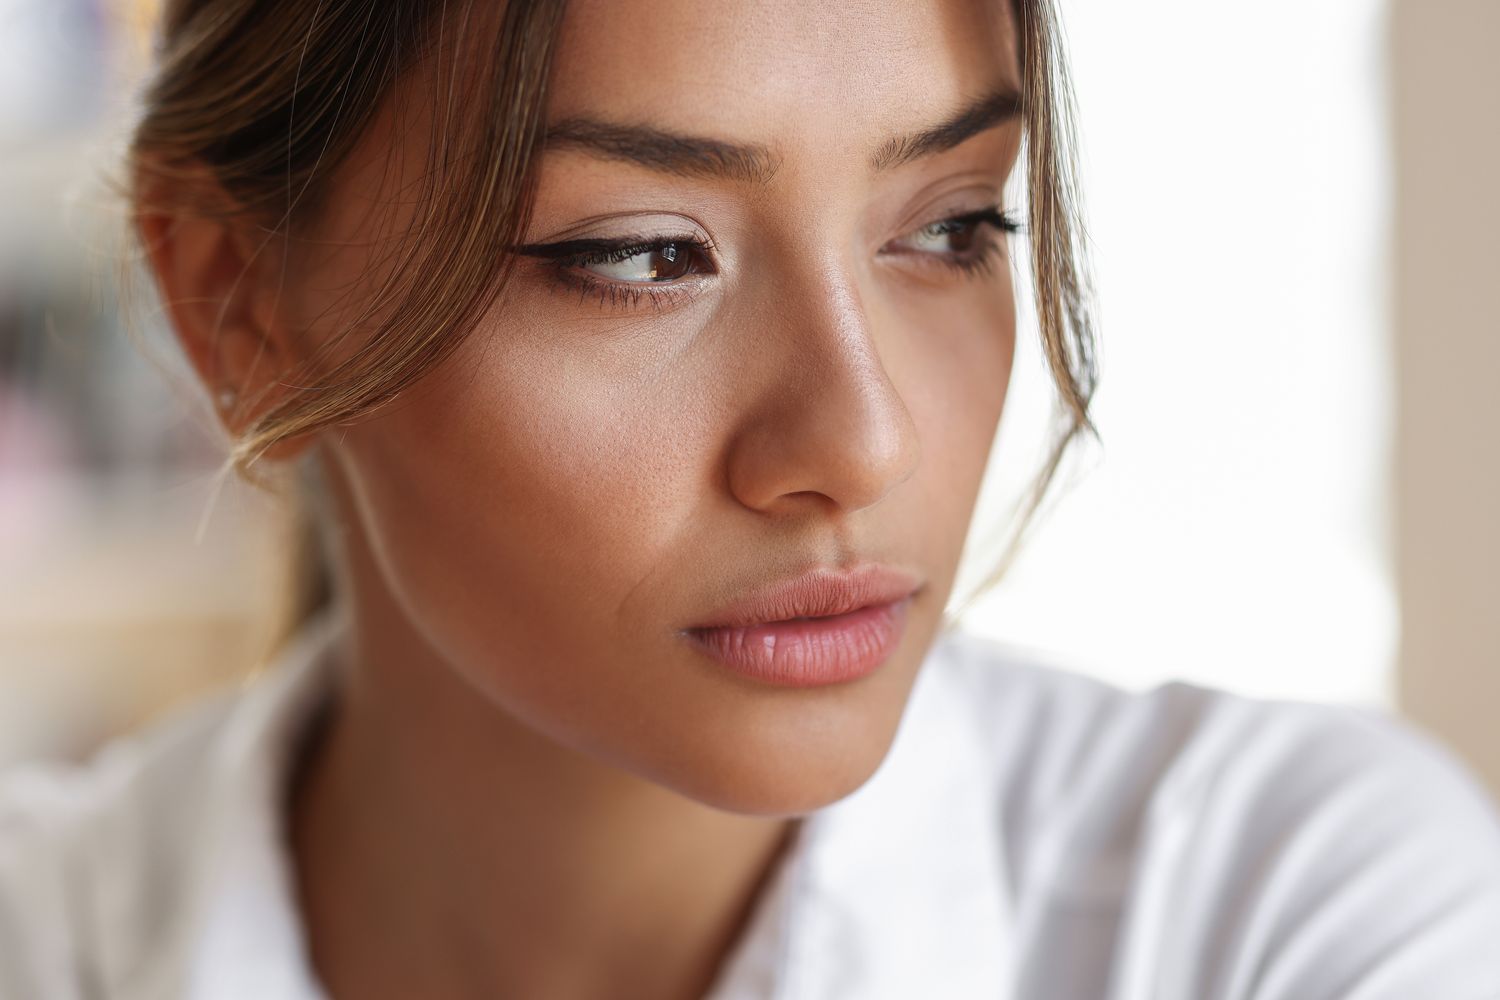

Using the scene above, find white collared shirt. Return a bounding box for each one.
[4,606,1500,1000]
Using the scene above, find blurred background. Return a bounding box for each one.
[2,1,1497,797]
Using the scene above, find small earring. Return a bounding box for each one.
[216,387,237,410]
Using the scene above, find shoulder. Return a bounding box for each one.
[0,682,252,1000]
[926,624,1500,846]
[925,626,1500,999]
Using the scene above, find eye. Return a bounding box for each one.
[513,235,715,283]
[906,217,988,254]
[881,206,1021,273]
[578,241,707,283]
[511,233,718,311]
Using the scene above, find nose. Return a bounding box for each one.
[723,264,921,518]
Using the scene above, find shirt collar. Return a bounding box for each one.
[184,612,1010,1000]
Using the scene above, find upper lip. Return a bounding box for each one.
[685,563,924,630]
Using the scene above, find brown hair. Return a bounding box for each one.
[128,0,1096,646]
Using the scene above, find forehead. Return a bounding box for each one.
[545,0,1020,149]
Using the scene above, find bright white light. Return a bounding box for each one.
[952,0,1395,707]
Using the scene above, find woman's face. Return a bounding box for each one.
[285,0,1022,815]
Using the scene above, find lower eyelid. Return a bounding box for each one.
[883,237,1008,277]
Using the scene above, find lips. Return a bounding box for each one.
[679,564,923,687]
[684,563,924,630]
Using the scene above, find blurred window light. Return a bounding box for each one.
[954,0,1395,708]
[1,0,290,769]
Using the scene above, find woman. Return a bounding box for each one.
[3,0,1499,997]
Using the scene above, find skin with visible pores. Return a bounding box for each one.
[147,1,1023,996]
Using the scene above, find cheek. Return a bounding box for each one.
[888,272,1017,548]
[333,331,762,803]
[344,337,700,630]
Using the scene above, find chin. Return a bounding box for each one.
[628,612,939,817]
[670,755,893,818]
[638,684,914,818]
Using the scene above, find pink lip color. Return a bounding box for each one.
[683,594,914,688]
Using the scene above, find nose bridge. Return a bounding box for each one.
[725,257,921,517]
[795,265,907,440]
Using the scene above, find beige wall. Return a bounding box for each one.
[1392,0,1500,799]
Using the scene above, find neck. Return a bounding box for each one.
[287,556,798,1000]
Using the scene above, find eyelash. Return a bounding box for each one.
[514,207,1022,311]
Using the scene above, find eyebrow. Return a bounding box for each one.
[542,118,781,185]
[869,87,1023,171]
[540,85,1023,185]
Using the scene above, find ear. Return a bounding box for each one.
[132,156,316,464]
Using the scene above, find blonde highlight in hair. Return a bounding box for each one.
[127,0,1096,639]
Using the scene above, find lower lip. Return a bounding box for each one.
[682,596,913,688]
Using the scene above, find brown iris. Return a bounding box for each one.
[643,243,694,280]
